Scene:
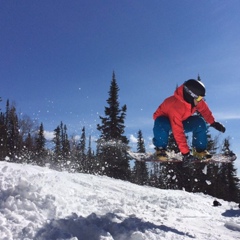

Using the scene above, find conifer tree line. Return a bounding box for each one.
[0,73,239,203]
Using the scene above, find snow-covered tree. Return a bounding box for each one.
[132,130,148,185]
[97,72,130,180]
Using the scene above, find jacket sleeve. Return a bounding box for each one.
[196,101,215,124]
[153,105,162,120]
[169,112,190,155]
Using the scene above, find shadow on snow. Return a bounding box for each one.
[222,209,240,217]
[34,212,195,240]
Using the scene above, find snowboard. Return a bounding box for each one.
[127,150,237,164]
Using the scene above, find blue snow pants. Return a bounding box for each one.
[153,115,207,152]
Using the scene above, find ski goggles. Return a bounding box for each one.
[195,95,203,102]
[184,85,204,102]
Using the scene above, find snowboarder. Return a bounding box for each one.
[153,79,226,167]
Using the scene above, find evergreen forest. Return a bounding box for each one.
[1,72,239,203]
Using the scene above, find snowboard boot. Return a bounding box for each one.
[192,149,212,160]
[155,148,168,161]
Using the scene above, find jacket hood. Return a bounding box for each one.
[175,85,195,107]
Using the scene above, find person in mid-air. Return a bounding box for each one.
[153,79,225,167]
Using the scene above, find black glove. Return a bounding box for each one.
[182,152,197,167]
[182,152,196,161]
[211,121,226,133]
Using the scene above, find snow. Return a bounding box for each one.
[0,162,240,240]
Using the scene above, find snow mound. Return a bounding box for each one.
[0,162,240,240]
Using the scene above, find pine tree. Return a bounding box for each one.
[87,135,93,161]
[192,132,218,193]
[61,123,70,160]
[97,72,130,180]
[136,130,146,153]
[0,100,38,163]
[202,138,240,202]
[217,138,240,202]
[202,133,220,196]
[59,122,71,170]
[0,112,7,161]
[197,74,201,81]
[207,131,218,155]
[79,127,86,156]
[52,125,61,169]
[168,133,180,153]
[77,127,87,172]
[6,102,21,161]
[68,135,79,172]
[132,130,149,185]
[35,123,47,166]
[158,133,182,190]
[23,132,35,163]
[86,135,97,174]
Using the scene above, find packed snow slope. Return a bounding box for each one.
[0,162,240,240]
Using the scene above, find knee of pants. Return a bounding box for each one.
[193,116,207,131]
[184,116,207,133]
[153,116,171,132]
[153,117,170,148]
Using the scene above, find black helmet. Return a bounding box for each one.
[184,79,206,98]
[183,79,205,104]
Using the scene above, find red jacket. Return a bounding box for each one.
[153,84,215,154]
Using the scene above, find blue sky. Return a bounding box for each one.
[1,1,240,173]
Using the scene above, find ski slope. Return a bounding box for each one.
[0,161,240,240]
